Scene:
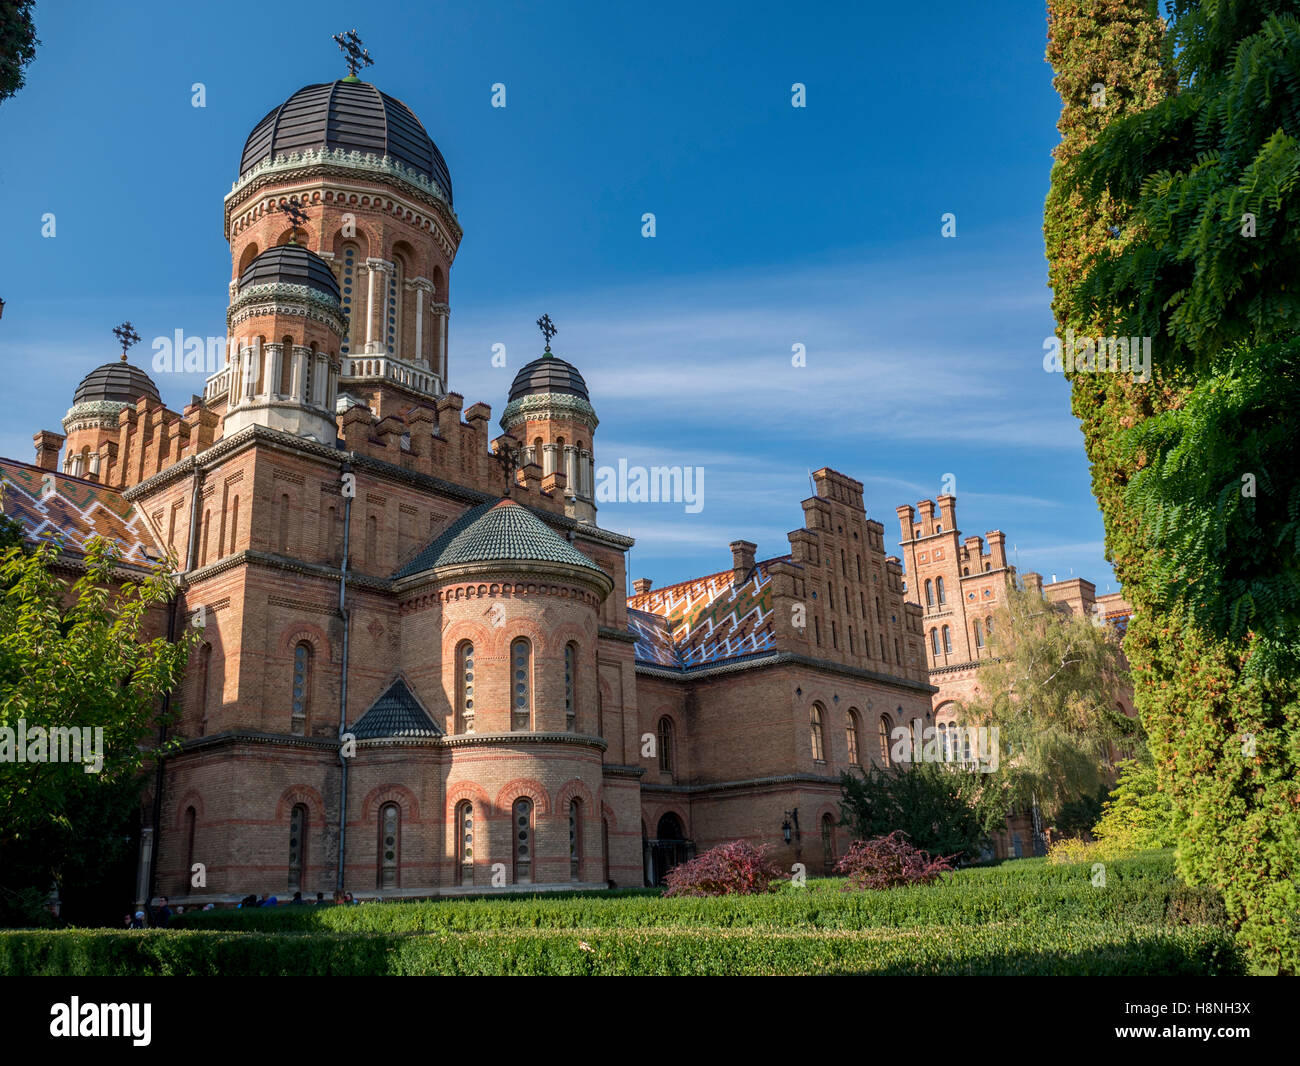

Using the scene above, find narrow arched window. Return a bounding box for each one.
[942,625,953,654]
[291,642,312,735]
[379,803,400,889]
[185,806,197,886]
[279,335,294,395]
[512,797,533,884]
[810,704,825,762]
[339,242,361,356]
[278,493,290,553]
[289,803,307,891]
[925,579,934,606]
[197,643,212,736]
[879,714,893,767]
[974,619,984,649]
[846,709,861,766]
[456,801,474,885]
[456,641,475,733]
[564,642,577,732]
[569,799,582,882]
[936,576,946,604]
[511,638,531,731]
[963,728,972,763]
[931,628,940,656]
[658,716,675,773]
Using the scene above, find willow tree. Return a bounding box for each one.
[962,584,1138,828]
[1045,0,1300,972]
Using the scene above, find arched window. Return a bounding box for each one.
[378,803,400,889]
[512,797,533,884]
[387,255,404,356]
[569,800,582,882]
[338,242,362,356]
[942,625,953,653]
[925,579,934,606]
[986,615,994,639]
[657,716,675,773]
[846,709,861,766]
[810,703,825,762]
[821,813,836,873]
[963,728,972,763]
[279,334,294,395]
[511,638,532,731]
[930,628,940,656]
[455,801,474,885]
[878,714,893,767]
[289,803,307,891]
[984,562,992,572]
[974,619,984,649]
[936,576,946,604]
[938,721,949,760]
[456,641,475,733]
[564,642,577,732]
[291,642,312,735]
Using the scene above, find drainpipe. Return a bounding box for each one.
[335,459,353,894]
[145,458,203,914]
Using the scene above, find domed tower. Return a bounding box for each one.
[62,352,161,478]
[209,244,348,442]
[501,333,599,523]
[221,70,460,421]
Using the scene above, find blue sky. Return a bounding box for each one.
[0,0,1121,594]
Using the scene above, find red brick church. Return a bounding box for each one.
[0,65,1126,901]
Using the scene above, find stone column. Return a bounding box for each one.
[564,446,577,493]
[244,340,261,401]
[543,443,558,477]
[366,259,392,354]
[579,448,593,497]
[414,285,425,365]
[266,343,283,399]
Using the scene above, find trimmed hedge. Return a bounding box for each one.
[1,851,1235,975]
[163,850,1219,935]
[0,922,1244,977]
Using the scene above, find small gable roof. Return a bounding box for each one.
[351,678,442,739]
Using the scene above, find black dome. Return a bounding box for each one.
[239,79,453,203]
[239,244,341,301]
[72,360,161,407]
[507,354,590,403]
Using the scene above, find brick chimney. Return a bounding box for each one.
[33,430,65,471]
[730,540,757,587]
[632,578,653,595]
[1023,571,1044,597]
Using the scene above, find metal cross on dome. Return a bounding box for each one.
[274,197,309,240]
[334,29,373,78]
[537,314,557,352]
[112,322,140,361]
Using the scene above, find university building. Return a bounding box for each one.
[1,69,1132,897]
[1,70,936,901]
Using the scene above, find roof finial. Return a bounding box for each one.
[333,29,373,80]
[272,197,309,243]
[112,321,141,363]
[536,313,557,355]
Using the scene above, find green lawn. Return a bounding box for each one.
[0,850,1246,975]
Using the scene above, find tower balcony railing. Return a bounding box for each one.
[341,354,441,396]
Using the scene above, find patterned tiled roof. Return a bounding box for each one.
[626,557,787,669]
[351,678,443,739]
[395,498,607,579]
[0,458,164,569]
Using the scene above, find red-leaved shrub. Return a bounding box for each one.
[834,830,955,891]
[662,841,784,897]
